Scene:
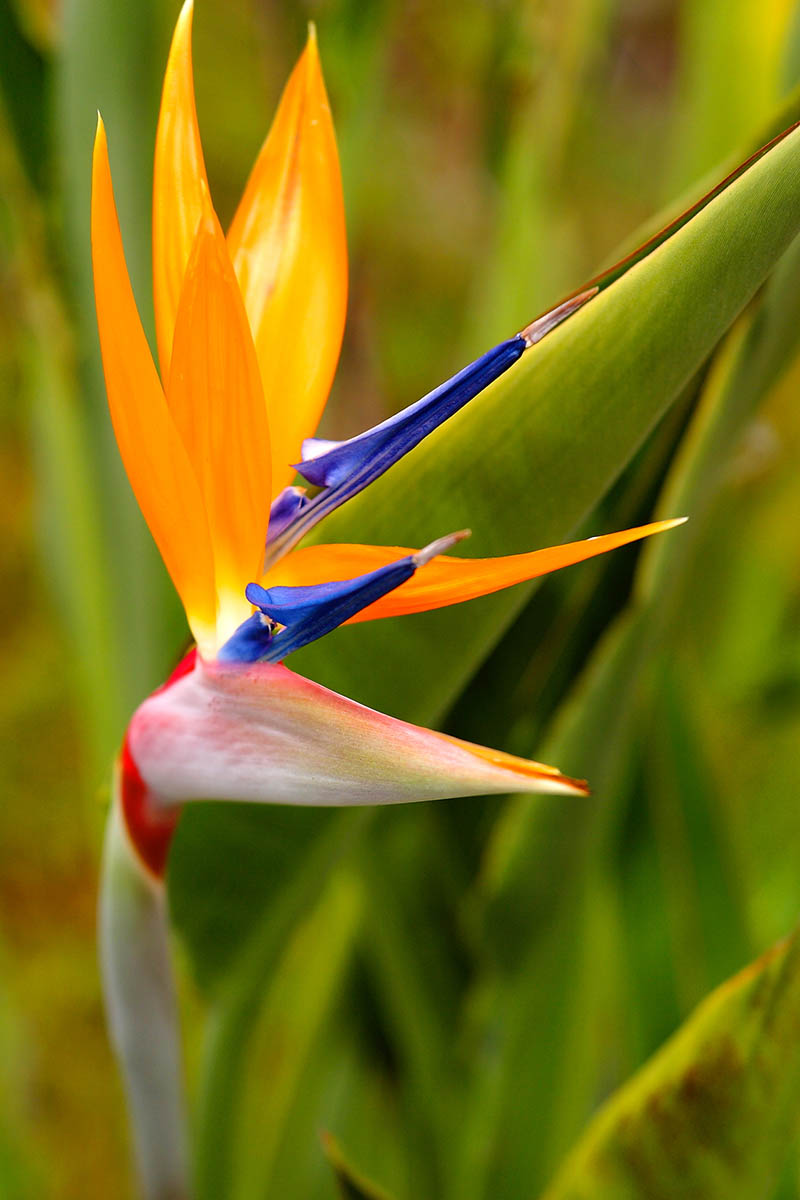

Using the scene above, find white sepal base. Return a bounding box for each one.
[99,777,190,1200]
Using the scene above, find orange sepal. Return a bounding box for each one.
[227,27,348,495]
[266,520,687,623]
[91,116,217,653]
[152,0,212,381]
[167,207,272,642]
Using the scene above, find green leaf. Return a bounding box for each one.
[355,816,468,1195]
[293,114,800,726]
[482,215,800,958]
[542,922,800,1200]
[169,806,364,996]
[457,215,800,1194]
[172,107,800,997]
[227,871,362,1200]
[323,1132,397,1200]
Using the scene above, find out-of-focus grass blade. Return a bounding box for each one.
[356,815,468,1197]
[184,808,366,1200]
[169,807,364,996]
[0,957,44,1198]
[56,0,182,724]
[667,0,795,194]
[231,871,362,1200]
[464,0,611,346]
[611,80,800,266]
[0,101,119,782]
[0,0,49,190]
[644,665,753,1010]
[453,612,653,1200]
[323,1132,397,1200]
[541,921,800,1200]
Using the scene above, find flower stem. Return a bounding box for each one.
[99,773,190,1199]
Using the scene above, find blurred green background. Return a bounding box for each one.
[3,0,800,1197]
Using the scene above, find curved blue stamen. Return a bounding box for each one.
[219,531,469,664]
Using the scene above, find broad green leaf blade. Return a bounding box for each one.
[293,117,800,725]
[542,922,800,1200]
[461,221,800,1194]
[323,1133,397,1200]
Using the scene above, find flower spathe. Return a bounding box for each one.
[92,0,685,881]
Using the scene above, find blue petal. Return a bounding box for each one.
[264,289,598,566]
[294,337,523,489]
[216,613,276,663]
[267,486,309,542]
[218,531,469,664]
[263,336,522,565]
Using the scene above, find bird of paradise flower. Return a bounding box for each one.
[91,3,682,1196]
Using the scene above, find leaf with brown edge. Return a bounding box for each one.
[542,922,800,1200]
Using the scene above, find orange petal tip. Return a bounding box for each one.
[177,0,194,29]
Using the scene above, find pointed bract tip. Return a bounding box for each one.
[306,20,318,45]
[568,776,591,797]
[545,771,590,797]
[414,529,471,568]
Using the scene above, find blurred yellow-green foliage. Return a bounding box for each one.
[3,0,800,1197]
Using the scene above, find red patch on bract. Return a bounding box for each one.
[119,648,196,878]
[120,736,178,879]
